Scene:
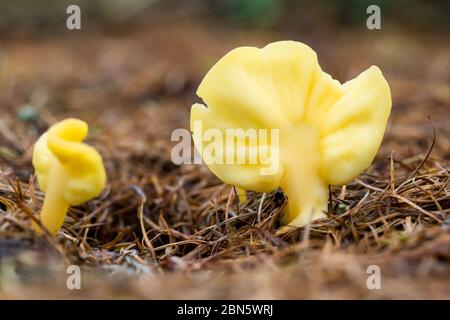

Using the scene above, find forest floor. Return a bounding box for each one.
[0,19,449,299]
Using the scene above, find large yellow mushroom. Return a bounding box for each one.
[32,118,106,235]
[190,41,391,227]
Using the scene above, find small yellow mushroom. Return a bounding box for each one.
[190,41,391,227]
[32,118,106,235]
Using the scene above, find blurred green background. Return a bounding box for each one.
[0,0,448,33]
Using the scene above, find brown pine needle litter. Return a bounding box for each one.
[0,20,449,299]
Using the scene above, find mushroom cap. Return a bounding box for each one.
[32,118,106,205]
[190,41,391,190]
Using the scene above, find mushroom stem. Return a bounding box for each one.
[33,161,69,235]
[279,126,329,227]
[235,187,248,203]
[280,173,329,227]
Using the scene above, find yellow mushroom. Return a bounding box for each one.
[190,41,391,227]
[32,118,106,235]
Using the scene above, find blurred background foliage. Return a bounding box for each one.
[0,0,448,33]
